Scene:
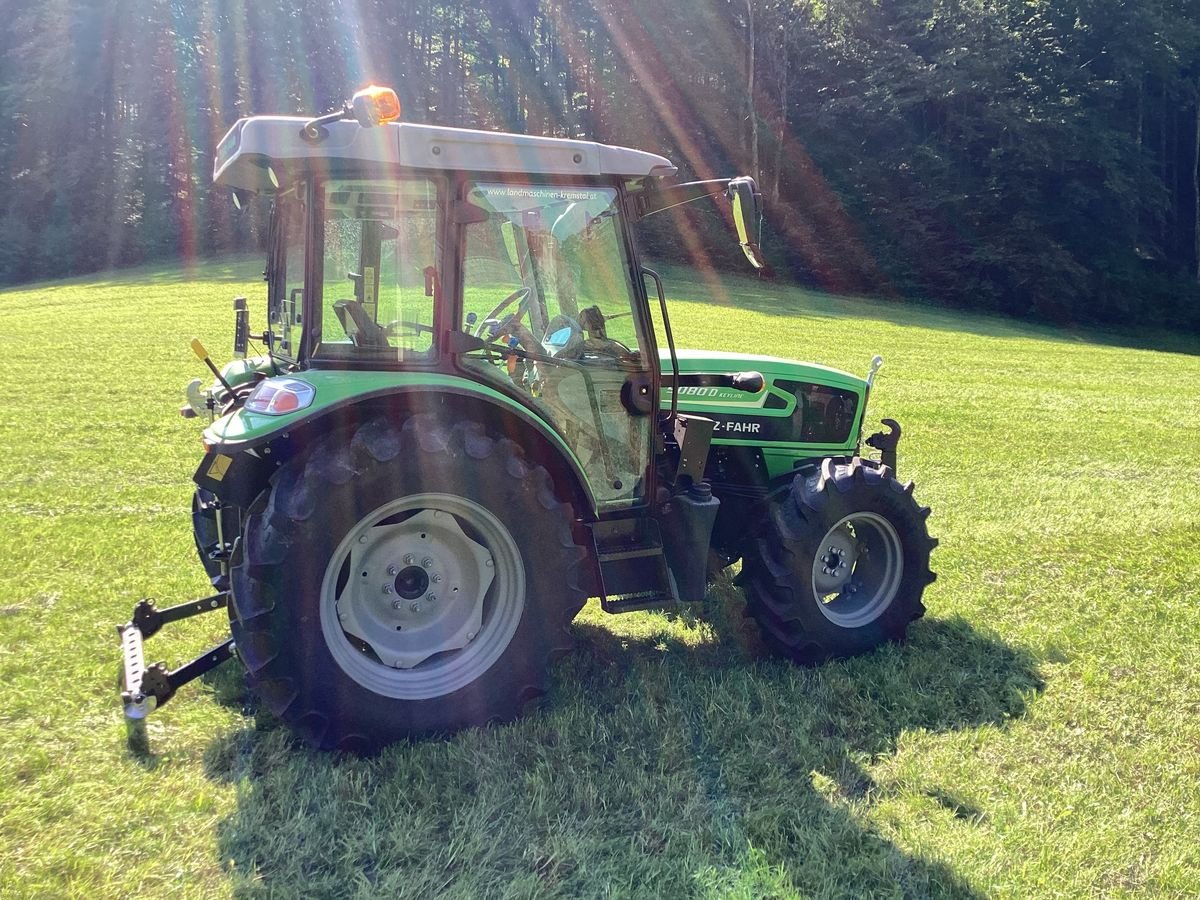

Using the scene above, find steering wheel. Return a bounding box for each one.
[475,287,532,338]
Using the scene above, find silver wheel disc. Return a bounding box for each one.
[810,511,903,628]
[319,492,524,700]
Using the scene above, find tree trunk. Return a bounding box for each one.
[746,0,759,178]
[1193,97,1199,281]
[1134,76,1143,249]
[1162,80,1169,247]
[771,40,788,206]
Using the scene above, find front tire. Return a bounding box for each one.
[229,414,588,752]
[743,458,937,664]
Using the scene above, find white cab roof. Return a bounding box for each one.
[214,117,677,191]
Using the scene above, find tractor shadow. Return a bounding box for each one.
[204,599,1042,897]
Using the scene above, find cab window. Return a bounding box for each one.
[315,178,439,362]
[262,188,305,360]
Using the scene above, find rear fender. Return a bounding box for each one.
[195,386,597,517]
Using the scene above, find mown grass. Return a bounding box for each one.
[0,256,1197,898]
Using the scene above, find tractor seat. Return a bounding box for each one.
[333,299,390,349]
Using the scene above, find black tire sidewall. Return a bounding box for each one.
[749,462,932,662]
[233,417,585,746]
[793,473,928,651]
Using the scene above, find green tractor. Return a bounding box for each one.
[118,86,936,753]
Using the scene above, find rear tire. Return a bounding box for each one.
[743,457,936,664]
[229,414,588,752]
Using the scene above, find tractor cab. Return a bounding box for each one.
[211,86,760,513]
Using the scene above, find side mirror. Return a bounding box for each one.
[727,176,765,269]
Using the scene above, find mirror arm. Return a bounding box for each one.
[635,179,732,219]
[300,105,351,143]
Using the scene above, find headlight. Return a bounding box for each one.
[244,378,315,415]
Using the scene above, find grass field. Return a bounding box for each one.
[0,256,1198,898]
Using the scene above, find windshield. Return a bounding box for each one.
[314,178,439,362]
[461,183,641,357]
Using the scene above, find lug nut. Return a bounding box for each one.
[410,602,421,613]
[392,599,404,610]
[422,557,434,569]
[387,565,399,576]
[426,594,438,604]
[382,585,393,595]
[404,554,414,565]
[431,573,442,584]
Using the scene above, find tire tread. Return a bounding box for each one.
[230,414,587,752]
[744,456,936,665]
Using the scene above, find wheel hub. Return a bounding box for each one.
[810,512,904,628]
[393,565,429,600]
[813,529,858,594]
[336,507,495,669]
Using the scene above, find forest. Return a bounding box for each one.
[2,0,1199,330]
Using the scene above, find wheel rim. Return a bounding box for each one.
[319,492,525,700]
[810,511,903,628]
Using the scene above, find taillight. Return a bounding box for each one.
[244,379,315,416]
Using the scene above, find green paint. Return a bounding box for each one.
[206,347,866,501]
[663,348,868,391]
[659,347,867,466]
[208,372,549,441]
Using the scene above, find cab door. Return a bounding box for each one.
[459,181,655,509]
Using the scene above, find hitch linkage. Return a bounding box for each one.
[117,593,234,749]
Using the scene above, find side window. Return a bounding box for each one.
[460,185,641,358]
[264,191,305,360]
[317,179,438,361]
[279,193,305,357]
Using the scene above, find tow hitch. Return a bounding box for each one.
[117,593,235,751]
[866,418,903,473]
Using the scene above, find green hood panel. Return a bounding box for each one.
[206,353,866,447]
[658,348,869,460]
[219,355,276,388]
[662,349,867,390]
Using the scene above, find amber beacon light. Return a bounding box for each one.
[351,85,402,127]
